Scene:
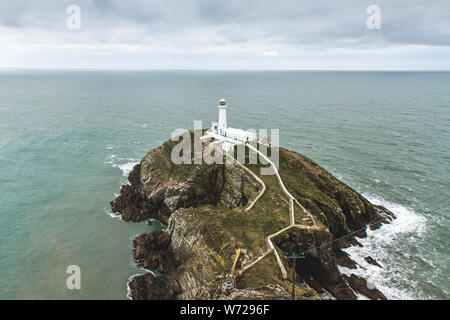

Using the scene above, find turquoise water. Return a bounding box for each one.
[0,70,448,299]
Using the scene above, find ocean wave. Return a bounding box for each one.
[104,207,122,220]
[105,155,140,221]
[126,271,156,300]
[116,161,139,177]
[105,154,139,178]
[341,194,428,300]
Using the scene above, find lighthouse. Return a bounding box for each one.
[206,98,257,152]
[218,98,227,133]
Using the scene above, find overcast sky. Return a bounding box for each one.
[1,0,449,69]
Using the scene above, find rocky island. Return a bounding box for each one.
[111,132,395,300]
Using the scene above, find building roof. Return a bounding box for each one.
[224,127,256,138]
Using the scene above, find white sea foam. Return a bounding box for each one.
[342,194,428,300]
[105,154,139,178]
[104,154,117,164]
[126,270,156,300]
[104,155,141,221]
[116,161,139,177]
[104,207,123,220]
[355,292,370,300]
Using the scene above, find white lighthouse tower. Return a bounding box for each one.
[206,98,258,152]
[218,98,227,133]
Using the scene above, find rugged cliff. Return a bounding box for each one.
[111,134,395,300]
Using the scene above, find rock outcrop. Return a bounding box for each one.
[112,134,395,300]
[111,140,261,224]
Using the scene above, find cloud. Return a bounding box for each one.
[0,0,449,69]
[259,51,279,57]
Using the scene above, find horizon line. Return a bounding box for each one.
[1,66,450,72]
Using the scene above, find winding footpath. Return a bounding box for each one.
[203,137,319,281]
[236,144,318,279]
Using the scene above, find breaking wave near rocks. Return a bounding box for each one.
[340,194,428,300]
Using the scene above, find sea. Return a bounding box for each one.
[0,70,448,299]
